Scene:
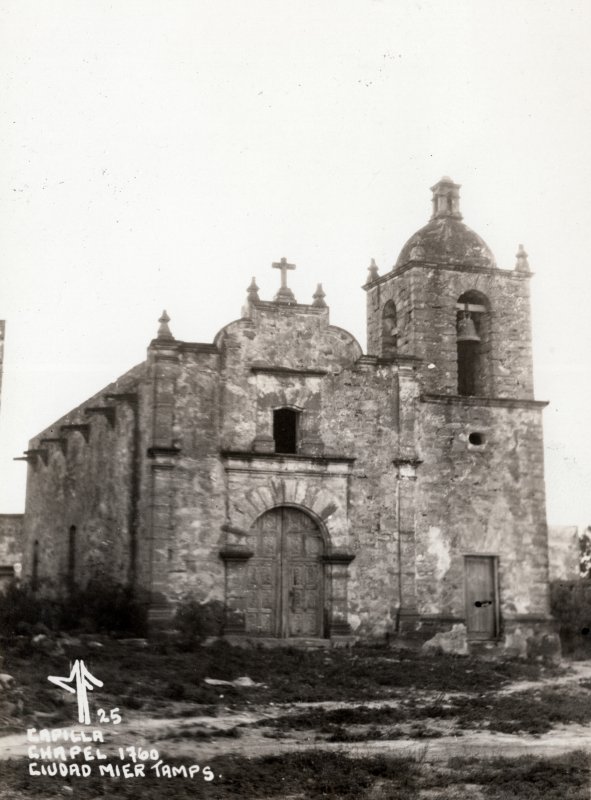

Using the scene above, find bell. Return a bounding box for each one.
[457,313,480,343]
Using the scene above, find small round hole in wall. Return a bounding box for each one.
[469,432,485,446]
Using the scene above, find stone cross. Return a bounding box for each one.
[272,257,295,288]
[272,257,296,304]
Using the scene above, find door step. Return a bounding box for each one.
[223,635,334,650]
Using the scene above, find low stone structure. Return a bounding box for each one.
[548,525,581,581]
[16,178,556,653]
[0,514,23,590]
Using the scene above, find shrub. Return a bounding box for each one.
[0,580,64,635]
[174,598,225,646]
[0,577,148,636]
[59,577,148,635]
[550,579,591,657]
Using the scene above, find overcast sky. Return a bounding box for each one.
[1,0,590,525]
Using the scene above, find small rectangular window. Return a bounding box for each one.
[273,408,298,454]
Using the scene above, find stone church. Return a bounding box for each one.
[18,177,554,653]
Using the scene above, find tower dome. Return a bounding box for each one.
[395,177,496,269]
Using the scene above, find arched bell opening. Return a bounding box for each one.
[456,291,492,396]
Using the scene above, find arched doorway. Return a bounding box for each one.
[245,507,324,638]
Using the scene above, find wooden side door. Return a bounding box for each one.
[465,555,497,640]
[245,509,281,636]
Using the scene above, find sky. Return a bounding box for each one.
[0,0,590,524]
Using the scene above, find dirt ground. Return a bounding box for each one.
[1,637,591,798]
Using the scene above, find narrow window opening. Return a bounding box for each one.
[273,408,299,454]
[457,337,480,396]
[67,526,76,589]
[381,300,398,357]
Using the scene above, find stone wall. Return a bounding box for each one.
[0,514,23,589]
[150,300,421,637]
[415,396,551,629]
[21,364,145,591]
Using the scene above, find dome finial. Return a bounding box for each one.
[430,176,462,220]
[246,276,260,304]
[394,180,496,270]
[367,258,379,281]
[515,244,530,272]
[312,283,327,307]
[157,310,174,340]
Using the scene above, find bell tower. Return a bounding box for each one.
[363,177,535,400]
[363,178,553,653]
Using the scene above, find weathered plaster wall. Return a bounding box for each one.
[154,301,416,637]
[164,348,226,603]
[319,363,404,635]
[415,398,550,625]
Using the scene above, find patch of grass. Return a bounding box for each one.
[163,725,243,741]
[446,750,591,799]
[2,636,557,721]
[456,687,591,735]
[259,698,457,731]
[324,722,444,742]
[257,686,591,738]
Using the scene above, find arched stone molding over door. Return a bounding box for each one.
[220,452,356,639]
[221,504,355,639]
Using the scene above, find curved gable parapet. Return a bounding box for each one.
[326,325,363,363]
[213,317,255,350]
[214,310,362,372]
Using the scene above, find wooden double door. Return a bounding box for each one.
[245,507,324,638]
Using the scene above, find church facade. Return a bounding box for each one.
[19,178,554,654]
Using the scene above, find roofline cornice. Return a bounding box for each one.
[420,393,548,410]
[363,261,533,290]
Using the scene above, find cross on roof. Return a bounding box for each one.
[272,257,296,304]
[272,257,295,286]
